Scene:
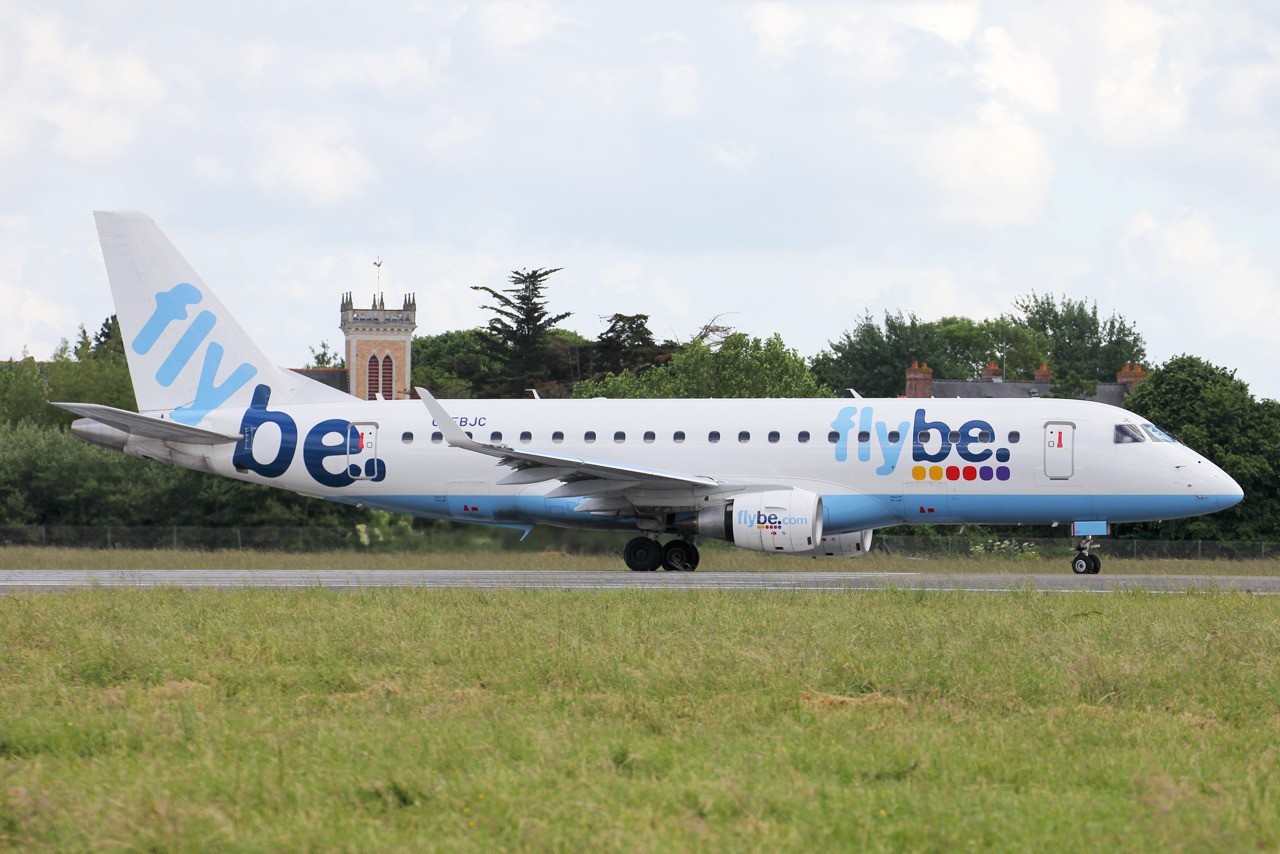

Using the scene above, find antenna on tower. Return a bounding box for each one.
[373,257,382,288]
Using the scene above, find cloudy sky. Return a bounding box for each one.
[3,1,1279,400]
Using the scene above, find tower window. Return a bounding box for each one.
[381,355,394,399]
[367,355,380,401]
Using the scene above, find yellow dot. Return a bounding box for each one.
[912,465,926,480]
[929,466,944,481]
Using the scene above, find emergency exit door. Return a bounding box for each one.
[1043,422,1075,480]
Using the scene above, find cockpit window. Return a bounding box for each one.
[1142,423,1178,443]
[1114,424,1146,444]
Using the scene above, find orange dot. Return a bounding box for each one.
[912,465,926,480]
[929,466,944,481]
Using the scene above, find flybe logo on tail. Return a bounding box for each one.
[134,283,257,425]
[831,406,1012,482]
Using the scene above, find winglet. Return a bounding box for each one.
[416,388,487,452]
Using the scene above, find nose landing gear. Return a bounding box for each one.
[623,536,700,571]
[1071,536,1102,574]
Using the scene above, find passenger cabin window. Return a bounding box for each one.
[1142,423,1177,443]
[857,431,870,443]
[768,431,780,443]
[431,432,443,443]
[827,431,840,444]
[584,431,596,443]
[674,431,686,443]
[552,431,564,443]
[490,431,502,442]
[644,431,655,443]
[738,431,750,443]
[708,431,721,443]
[887,430,901,443]
[798,431,810,443]
[1114,424,1146,444]
[402,432,414,444]
[947,431,960,443]
[1008,431,1021,443]
[614,431,626,443]
[978,430,993,443]
[520,431,532,443]
[918,431,932,444]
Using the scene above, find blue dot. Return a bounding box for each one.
[979,466,993,481]
[996,448,1010,462]
[348,464,361,477]
[996,466,1010,481]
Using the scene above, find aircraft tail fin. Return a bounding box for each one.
[93,211,350,425]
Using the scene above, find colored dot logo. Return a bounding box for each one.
[913,464,1009,481]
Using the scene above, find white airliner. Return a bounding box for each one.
[57,212,1243,574]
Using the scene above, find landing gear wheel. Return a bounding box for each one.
[1088,554,1102,574]
[1071,554,1092,575]
[661,539,700,572]
[624,536,662,572]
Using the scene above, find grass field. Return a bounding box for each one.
[4,545,1280,575]
[1,578,1278,849]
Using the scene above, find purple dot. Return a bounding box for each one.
[979,466,993,481]
[996,466,1010,481]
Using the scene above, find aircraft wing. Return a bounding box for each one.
[417,388,719,494]
[51,401,242,444]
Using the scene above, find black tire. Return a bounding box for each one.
[1071,554,1092,575]
[624,536,662,572]
[662,540,700,572]
[1088,554,1102,574]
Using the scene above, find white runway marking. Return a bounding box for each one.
[0,569,1277,594]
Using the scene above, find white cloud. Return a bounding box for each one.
[0,12,165,163]
[975,26,1060,114]
[1120,209,1280,387]
[658,64,700,118]
[251,120,378,206]
[743,3,809,61]
[1094,1,1200,146]
[888,2,981,48]
[301,46,441,93]
[475,1,565,51]
[918,102,1055,227]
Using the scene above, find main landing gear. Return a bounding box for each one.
[623,536,700,572]
[1071,536,1102,574]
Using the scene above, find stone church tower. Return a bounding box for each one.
[340,293,417,400]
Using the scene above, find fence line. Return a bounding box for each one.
[0,526,1276,560]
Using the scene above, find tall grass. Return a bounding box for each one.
[1,588,1277,849]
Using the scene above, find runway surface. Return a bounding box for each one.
[1,569,1278,594]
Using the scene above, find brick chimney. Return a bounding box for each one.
[905,361,933,398]
[1117,362,1147,395]
[1034,362,1052,383]
[981,360,1003,382]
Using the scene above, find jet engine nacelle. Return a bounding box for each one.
[797,529,874,558]
[677,489,824,553]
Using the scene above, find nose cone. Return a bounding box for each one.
[1196,458,1244,512]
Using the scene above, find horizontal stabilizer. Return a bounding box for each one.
[52,401,241,444]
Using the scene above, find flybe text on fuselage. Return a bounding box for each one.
[830,406,1013,482]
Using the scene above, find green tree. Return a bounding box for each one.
[1124,355,1279,540]
[595,313,658,376]
[472,268,571,394]
[411,329,504,398]
[306,340,346,369]
[1009,293,1144,398]
[46,316,137,421]
[574,333,833,399]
